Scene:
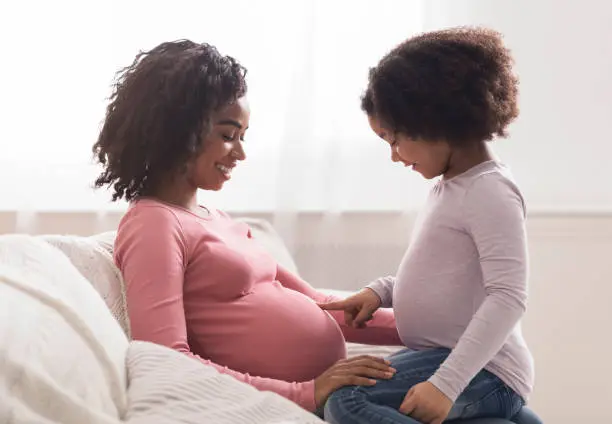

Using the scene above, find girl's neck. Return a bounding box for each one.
[443,141,495,180]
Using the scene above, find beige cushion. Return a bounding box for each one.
[90,230,116,256]
[41,233,130,337]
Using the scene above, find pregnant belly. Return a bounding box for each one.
[198,282,347,382]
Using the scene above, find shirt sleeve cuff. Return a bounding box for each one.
[366,279,393,308]
[428,373,460,403]
[296,379,317,412]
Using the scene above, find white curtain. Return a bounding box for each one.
[0,0,429,215]
[1,0,610,226]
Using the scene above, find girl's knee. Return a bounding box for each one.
[323,387,362,423]
[323,397,339,424]
[325,386,356,408]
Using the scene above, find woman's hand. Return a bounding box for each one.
[399,382,453,424]
[314,355,396,408]
[318,288,382,328]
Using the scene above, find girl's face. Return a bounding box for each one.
[188,97,250,191]
[368,115,452,180]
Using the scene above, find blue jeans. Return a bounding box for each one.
[324,348,525,424]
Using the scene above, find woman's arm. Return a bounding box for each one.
[115,205,316,411]
[276,266,403,346]
[428,175,529,402]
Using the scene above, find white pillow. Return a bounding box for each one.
[0,235,128,424]
[126,341,324,424]
[41,234,130,337]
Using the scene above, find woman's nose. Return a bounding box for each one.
[233,142,246,161]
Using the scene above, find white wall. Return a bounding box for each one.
[1,211,610,423]
[422,0,612,212]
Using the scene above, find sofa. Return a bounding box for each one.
[0,218,541,423]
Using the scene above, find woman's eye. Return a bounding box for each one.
[222,134,234,141]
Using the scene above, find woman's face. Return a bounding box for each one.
[188,97,250,191]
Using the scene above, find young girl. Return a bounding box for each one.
[321,27,536,424]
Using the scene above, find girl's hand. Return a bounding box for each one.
[399,382,453,424]
[314,355,396,408]
[317,288,382,328]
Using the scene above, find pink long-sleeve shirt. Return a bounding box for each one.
[115,199,401,412]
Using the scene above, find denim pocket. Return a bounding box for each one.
[504,385,526,418]
[460,383,523,420]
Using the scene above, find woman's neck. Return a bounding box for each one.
[443,141,495,180]
[148,178,199,212]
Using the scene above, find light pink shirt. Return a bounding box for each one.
[368,161,534,402]
[115,199,401,412]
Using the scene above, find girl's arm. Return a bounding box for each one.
[366,276,396,309]
[276,266,403,346]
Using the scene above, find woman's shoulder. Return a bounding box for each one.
[121,199,184,228]
[113,200,190,266]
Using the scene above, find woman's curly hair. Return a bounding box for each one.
[93,39,247,201]
[362,27,518,145]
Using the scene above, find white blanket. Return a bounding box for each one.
[0,234,128,424]
[126,341,324,424]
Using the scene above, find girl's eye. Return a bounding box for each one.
[222,134,234,141]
